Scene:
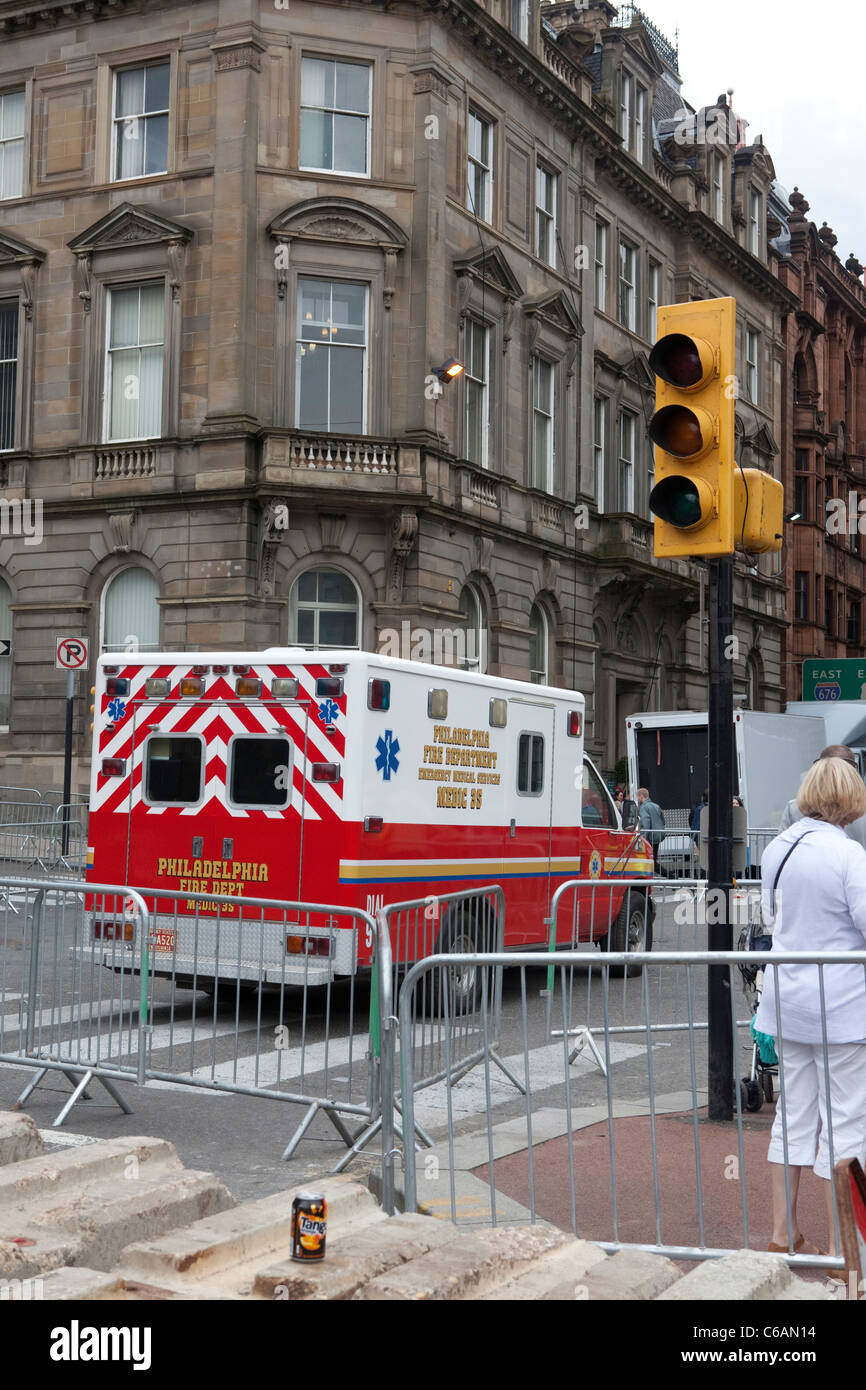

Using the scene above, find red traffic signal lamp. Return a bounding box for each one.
[649,298,736,558]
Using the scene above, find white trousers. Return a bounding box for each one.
[768,1039,866,1180]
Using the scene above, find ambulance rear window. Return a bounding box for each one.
[517,733,545,796]
[145,736,203,805]
[229,736,292,808]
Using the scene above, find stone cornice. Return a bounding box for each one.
[0,0,155,33]
[683,212,800,313]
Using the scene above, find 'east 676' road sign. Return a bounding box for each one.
[55,636,89,671]
[802,657,866,701]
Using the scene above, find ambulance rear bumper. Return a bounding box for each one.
[74,945,343,988]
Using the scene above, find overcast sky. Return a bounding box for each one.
[636,0,865,261]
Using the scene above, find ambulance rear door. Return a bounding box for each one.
[503,697,556,945]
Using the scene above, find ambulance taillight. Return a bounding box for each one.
[367,678,390,710]
[364,817,384,833]
[93,921,134,941]
[311,763,340,782]
[286,934,333,957]
[567,711,582,737]
[101,758,126,777]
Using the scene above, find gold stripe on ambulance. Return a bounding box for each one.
[339,856,583,884]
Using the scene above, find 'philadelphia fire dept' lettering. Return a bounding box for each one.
[156,858,268,883]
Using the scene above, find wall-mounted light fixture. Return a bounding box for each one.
[432,357,465,384]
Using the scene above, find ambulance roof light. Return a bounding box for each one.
[367,678,390,711]
[489,698,507,728]
[271,677,300,699]
[428,688,448,720]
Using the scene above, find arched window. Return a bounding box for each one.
[0,578,11,727]
[290,567,360,648]
[458,582,487,673]
[100,567,160,652]
[529,603,549,685]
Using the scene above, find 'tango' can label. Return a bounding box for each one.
[291,1192,327,1261]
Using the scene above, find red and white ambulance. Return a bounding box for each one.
[87,649,654,984]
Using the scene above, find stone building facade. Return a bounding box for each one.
[0,0,794,791]
[774,189,866,703]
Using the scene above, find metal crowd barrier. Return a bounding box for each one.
[543,877,764,1067]
[0,878,150,1124]
[0,876,381,1159]
[0,801,87,877]
[397,946,863,1276]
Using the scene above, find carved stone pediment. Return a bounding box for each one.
[453,245,523,304]
[68,203,193,256]
[268,198,408,251]
[748,424,779,458]
[523,290,583,339]
[0,231,46,268]
[620,351,655,392]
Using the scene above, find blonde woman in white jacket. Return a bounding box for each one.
[756,756,866,1257]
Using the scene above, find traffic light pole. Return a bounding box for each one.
[707,555,734,1121]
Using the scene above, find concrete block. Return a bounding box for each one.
[583,1248,682,1301]
[656,1251,794,1301]
[353,1223,569,1300]
[480,1239,609,1300]
[0,1135,234,1279]
[117,1176,379,1294]
[254,1212,462,1301]
[0,1112,44,1167]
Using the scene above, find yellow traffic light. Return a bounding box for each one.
[649,297,736,558]
[734,468,784,554]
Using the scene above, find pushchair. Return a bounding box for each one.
[736,916,778,1111]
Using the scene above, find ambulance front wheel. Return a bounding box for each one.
[601,894,652,978]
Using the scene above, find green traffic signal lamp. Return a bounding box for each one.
[650,474,715,530]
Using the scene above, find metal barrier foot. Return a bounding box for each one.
[488,1047,529,1095]
[12,1065,48,1110]
[51,1070,133,1128]
[565,1027,608,1078]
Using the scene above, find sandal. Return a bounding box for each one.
[768,1235,826,1256]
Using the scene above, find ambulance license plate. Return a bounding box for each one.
[151,928,176,953]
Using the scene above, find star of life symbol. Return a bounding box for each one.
[375,730,400,781]
[589,849,602,879]
[318,698,340,724]
[107,697,127,722]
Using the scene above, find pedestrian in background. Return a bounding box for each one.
[636,787,665,874]
[756,757,866,1258]
[779,745,866,848]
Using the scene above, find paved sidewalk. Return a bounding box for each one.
[473,1103,830,1262]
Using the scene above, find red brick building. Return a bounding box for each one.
[776,188,866,702]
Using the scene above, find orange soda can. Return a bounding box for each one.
[291,1192,327,1261]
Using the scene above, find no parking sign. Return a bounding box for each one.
[55,636,89,671]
